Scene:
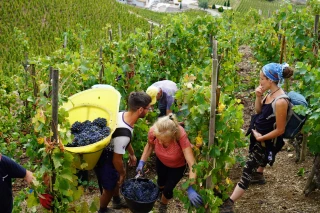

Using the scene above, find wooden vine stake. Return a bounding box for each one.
[127,49,135,80]
[22,53,30,118]
[23,53,29,85]
[30,64,38,98]
[279,35,286,64]
[99,46,104,84]
[278,21,282,42]
[206,38,219,193]
[279,35,289,91]
[148,32,151,48]
[51,69,59,143]
[300,132,308,162]
[118,23,122,40]
[48,67,53,98]
[304,154,320,196]
[63,33,67,48]
[148,32,151,40]
[109,29,112,42]
[313,14,319,58]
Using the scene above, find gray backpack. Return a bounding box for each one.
[267,91,308,139]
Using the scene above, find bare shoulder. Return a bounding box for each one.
[275,97,289,109]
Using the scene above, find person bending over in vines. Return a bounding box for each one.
[219,63,294,213]
[136,113,203,213]
[146,80,178,117]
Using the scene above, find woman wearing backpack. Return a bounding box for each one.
[136,114,203,213]
[219,63,294,213]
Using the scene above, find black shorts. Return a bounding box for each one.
[156,157,186,199]
[95,150,119,191]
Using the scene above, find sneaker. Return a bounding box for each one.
[219,198,234,213]
[112,197,128,209]
[158,203,167,213]
[250,172,266,185]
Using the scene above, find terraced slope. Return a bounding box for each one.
[0,0,151,75]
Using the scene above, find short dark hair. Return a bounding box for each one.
[128,91,151,111]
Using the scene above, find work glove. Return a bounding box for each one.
[135,160,145,175]
[39,193,54,210]
[187,186,203,208]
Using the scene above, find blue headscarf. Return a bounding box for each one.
[262,62,289,84]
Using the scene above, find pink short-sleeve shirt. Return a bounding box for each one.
[148,125,191,168]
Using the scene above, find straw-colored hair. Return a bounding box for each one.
[153,113,181,141]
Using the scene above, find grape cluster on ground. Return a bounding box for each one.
[66,118,111,147]
[122,179,159,203]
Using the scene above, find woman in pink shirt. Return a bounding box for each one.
[136,114,203,213]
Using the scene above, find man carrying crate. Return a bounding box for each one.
[95,91,152,213]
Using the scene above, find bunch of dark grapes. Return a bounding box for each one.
[92,117,107,128]
[122,179,159,202]
[66,117,111,147]
[70,121,85,134]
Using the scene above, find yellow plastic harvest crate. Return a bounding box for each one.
[63,86,121,170]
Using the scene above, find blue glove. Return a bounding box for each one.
[187,186,203,208]
[136,160,145,175]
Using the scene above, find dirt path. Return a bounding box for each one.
[230,150,320,213]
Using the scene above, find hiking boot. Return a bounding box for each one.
[219,198,234,213]
[112,197,128,209]
[250,172,266,185]
[158,203,168,213]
